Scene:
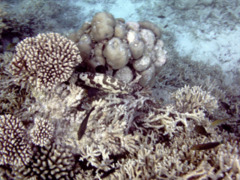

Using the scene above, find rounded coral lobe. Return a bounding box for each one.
[10,32,82,91]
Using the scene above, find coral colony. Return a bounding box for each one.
[0,11,239,180]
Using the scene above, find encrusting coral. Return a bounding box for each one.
[0,11,239,180]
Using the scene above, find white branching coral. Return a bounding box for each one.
[78,95,141,154]
[29,83,86,120]
[1,42,238,180]
[10,32,82,91]
[0,114,33,166]
[61,93,146,177]
[30,117,54,147]
[172,85,218,113]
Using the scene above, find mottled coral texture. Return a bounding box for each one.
[10,32,82,91]
[0,115,33,166]
[13,143,79,180]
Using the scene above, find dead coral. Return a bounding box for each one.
[9,32,82,91]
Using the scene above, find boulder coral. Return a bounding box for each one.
[90,12,116,42]
[70,12,167,87]
[103,37,130,69]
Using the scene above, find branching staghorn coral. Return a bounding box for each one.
[172,85,218,113]
[63,93,146,177]
[1,70,240,179]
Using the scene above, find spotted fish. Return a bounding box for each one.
[78,72,133,94]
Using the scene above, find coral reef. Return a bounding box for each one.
[0,115,33,166]
[69,12,167,87]
[0,11,239,180]
[13,143,79,180]
[172,85,218,113]
[0,52,28,113]
[30,117,54,147]
[9,32,82,91]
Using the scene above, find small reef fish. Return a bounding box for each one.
[191,141,223,151]
[6,43,17,51]
[194,125,210,137]
[78,107,95,140]
[210,118,229,127]
[78,72,133,94]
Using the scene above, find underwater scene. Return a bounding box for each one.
[0,0,239,179]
